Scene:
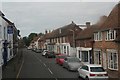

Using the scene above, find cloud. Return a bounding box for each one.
[2,2,117,36]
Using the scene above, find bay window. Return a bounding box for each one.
[107,49,118,70]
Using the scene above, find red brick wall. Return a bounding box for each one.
[76,39,93,48]
[93,31,119,78]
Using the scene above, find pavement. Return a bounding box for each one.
[2,48,82,80]
[2,48,23,79]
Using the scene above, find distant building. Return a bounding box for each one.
[43,21,82,56]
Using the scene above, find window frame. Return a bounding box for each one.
[94,32,102,41]
[94,49,102,65]
[105,30,116,41]
[107,49,118,70]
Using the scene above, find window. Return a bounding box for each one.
[60,38,62,43]
[56,38,58,43]
[64,46,66,54]
[90,67,105,72]
[94,50,101,64]
[94,32,102,41]
[107,49,118,70]
[81,66,89,71]
[81,51,88,62]
[63,37,66,43]
[106,30,116,40]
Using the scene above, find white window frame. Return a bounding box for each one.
[57,38,59,43]
[94,49,102,65]
[107,49,118,70]
[106,30,116,41]
[60,37,62,43]
[94,32,102,41]
[63,37,65,43]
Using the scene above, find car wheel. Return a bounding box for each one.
[68,66,71,71]
[85,76,89,80]
[62,64,65,68]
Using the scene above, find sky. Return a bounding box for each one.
[1,2,118,37]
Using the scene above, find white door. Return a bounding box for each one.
[103,52,107,69]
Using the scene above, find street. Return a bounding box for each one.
[17,49,81,80]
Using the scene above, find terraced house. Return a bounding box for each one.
[42,21,82,56]
[93,3,120,78]
[0,11,19,66]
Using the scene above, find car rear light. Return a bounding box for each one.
[90,74,96,76]
[104,74,108,76]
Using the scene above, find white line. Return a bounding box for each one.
[48,68,53,75]
[43,63,47,67]
[16,57,24,78]
[33,54,42,62]
[55,78,58,80]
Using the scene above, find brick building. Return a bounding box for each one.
[40,21,82,56]
[93,3,120,78]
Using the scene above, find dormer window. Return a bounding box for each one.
[94,32,102,41]
[106,30,116,41]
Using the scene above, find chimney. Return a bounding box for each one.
[49,30,51,33]
[45,30,48,34]
[86,22,90,27]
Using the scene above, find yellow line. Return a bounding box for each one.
[16,57,24,78]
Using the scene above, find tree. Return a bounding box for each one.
[22,36,29,46]
[23,33,43,47]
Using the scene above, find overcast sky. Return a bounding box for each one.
[2,2,117,37]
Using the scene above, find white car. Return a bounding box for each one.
[42,50,48,56]
[78,64,108,80]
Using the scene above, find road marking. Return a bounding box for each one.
[33,54,42,62]
[48,68,53,75]
[43,63,47,67]
[55,78,58,80]
[16,56,24,78]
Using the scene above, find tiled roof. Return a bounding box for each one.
[46,22,82,39]
[0,11,5,16]
[75,25,99,40]
[97,3,120,31]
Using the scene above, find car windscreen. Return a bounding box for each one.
[90,67,105,72]
[68,58,80,62]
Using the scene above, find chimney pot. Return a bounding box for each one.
[45,30,48,34]
[86,22,90,27]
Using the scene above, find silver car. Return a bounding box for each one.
[63,57,83,71]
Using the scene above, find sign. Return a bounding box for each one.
[7,26,13,34]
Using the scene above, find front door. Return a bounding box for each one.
[103,52,107,69]
[81,51,89,63]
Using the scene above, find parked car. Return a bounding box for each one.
[32,48,37,52]
[27,47,31,50]
[56,54,67,66]
[35,49,42,53]
[63,57,82,71]
[78,64,108,80]
[45,51,56,58]
[42,50,48,56]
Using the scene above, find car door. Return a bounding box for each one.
[80,65,89,78]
